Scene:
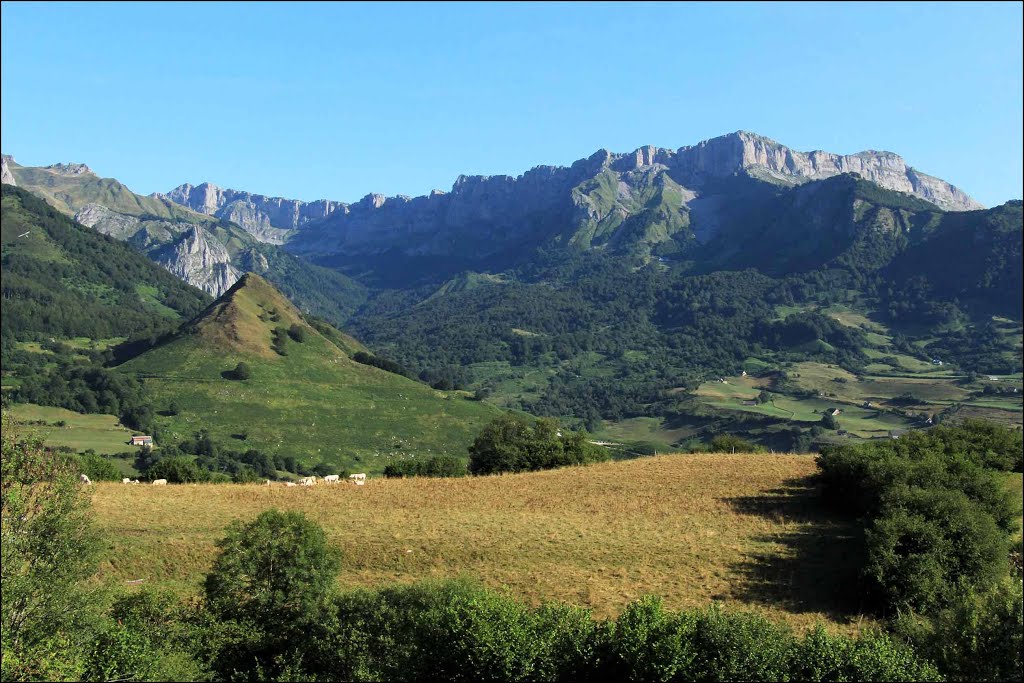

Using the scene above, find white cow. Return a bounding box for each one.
[151,479,168,486]
[79,474,92,485]
[284,482,297,487]
[298,476,316,486]
[323,474,340,483]
[264,480,272,486]
[131,479,140,485]
[349,473,366,486]
[122,477,132,484]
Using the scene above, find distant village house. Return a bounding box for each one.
[130,435,154,447]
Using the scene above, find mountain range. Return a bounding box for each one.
[3,132,1020,451]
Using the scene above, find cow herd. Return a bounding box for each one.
[82,473,367,487]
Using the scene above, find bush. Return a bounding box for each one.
[864,487,1009,614]
[468,414,607,475]
[287,324,307,343]
[709,434,763,453]
[383,455,466,478]
[146,455,206,483]
[2,417,101,681]
[817,420,1019,617]
[74,451,124,481]
[228,361,251,381]
[204,509,342,680]
[894,579,1024,682]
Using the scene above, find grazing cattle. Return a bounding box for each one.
[323,474,340,483]
[122,478,132,484]
[349,473,366,486]
[264,480,272,486]
[131,479,140,485]
[151,479,168,486]
[284,482,298,487]
[298,476,316,486]
[80,474,92,485]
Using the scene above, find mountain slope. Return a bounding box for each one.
[1,184,211,342]
[117,274,501,470]
[7,158,367,323]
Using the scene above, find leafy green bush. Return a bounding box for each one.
[146,455,206,483]
[74,451,124,481]
[383,455,466,478]
[817,420,1019,617]
[227,361,251,380]
[894,578,1023,682]
[287,323,307,343]
[468,414,607,475]
[1,418,100,681]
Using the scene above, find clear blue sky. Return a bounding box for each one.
[2,1,1021,207]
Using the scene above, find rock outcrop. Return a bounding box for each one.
[152,225,240,297]
[159,182,338,243]
[1,155,15,186]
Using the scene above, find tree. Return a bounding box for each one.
[204,509,340,627]
[1,415,101,680]
[203,509,341,679]
[286,324,307,343]
[228,362,251,381]
[147,456,205,483]
[467,414,606,475]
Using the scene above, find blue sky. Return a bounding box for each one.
[2,1,1021,207]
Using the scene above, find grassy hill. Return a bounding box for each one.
[89,453,875,633]
[118,273,501,471]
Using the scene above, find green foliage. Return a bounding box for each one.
[0,185,209,344]
[271,327,289,356]
[708,434,764,453]
[1,415,100,681]
[382,455,466,478]
[467,414,608,475]
[287,323,307,343]
[146,455,206,483]
[817,420,1020,616]
[228,361,251,381]
[74,451,123,482]
[893,578,1023,682]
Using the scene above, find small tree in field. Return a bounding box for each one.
[229,362,251,381]
[204,509,341,678]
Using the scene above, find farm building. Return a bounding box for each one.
[130,435,154,447]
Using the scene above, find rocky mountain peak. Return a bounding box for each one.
[44,162,95,177]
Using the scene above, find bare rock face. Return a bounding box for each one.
[669,132,982,211]
[1,155,15,186]
[44,162,95,177]
[160,182,337,242]
[74,203,239,296]
[153,225,240,297]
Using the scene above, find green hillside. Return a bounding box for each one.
[0,184,211,342]
[10,162,367,327]
[118,274,502,471]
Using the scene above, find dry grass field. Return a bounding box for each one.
[90,454,875,632]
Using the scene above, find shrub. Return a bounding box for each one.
[287,324,307,343]
[894,579,1024,682]
[146,455,206,483]
[383,455,466,478]
[1,417,100,681]
[709,434,763,453]
[228,361,251,381]
[74,451,124,481]
[468,414,607,475]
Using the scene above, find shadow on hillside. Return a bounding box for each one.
[721,475,867,623]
